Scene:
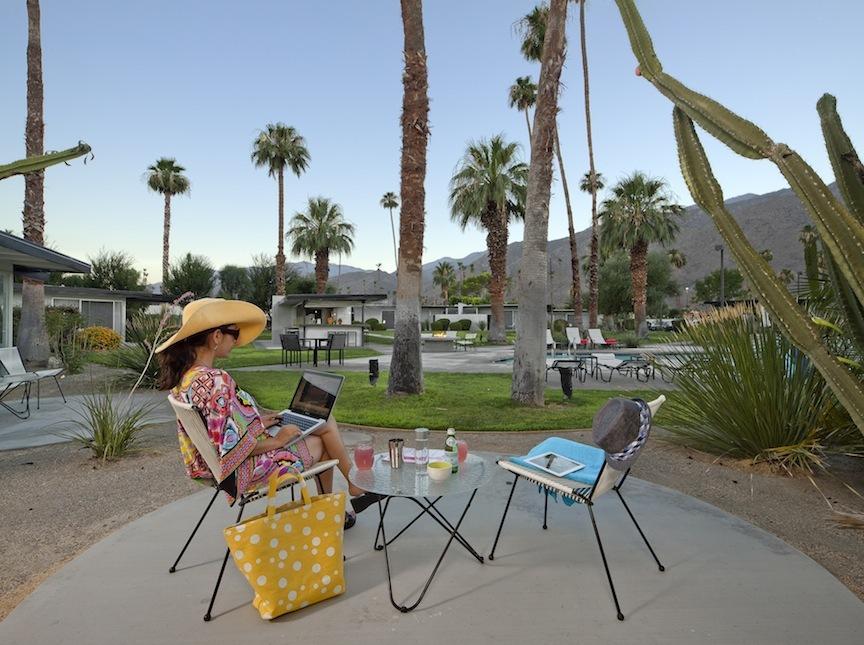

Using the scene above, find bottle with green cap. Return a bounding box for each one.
[444,427,459,474]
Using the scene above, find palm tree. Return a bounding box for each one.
[19,0,49,364]
[380,191,399,269]
[600,172,683,337]
[450,136,528,342]
[517,4,583,326]
[146,158,190,282]
[251,123,310,296]
[577,0,602,329]
[433,262,456,304]
[456,261,465,299]
[667,248,687,269]
[508,76,537,142]
[511,0,570,405]
[388,0,429,396]
[287,197,355,294]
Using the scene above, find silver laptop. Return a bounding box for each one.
[277,370,345,447]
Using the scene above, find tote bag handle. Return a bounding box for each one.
[266,465,311,518]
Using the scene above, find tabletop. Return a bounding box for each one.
[349,452,496,498]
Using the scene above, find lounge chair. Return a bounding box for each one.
[565,327,583,355]
[588,328,617,349]
[592,353,654,383]
[0,346,65,410]
[546,329,557,355]
[0,373,38,419]
[489,395,667,621]
[166,396,338,621]
[455,332,478,351]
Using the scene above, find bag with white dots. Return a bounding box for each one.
[224,467,346,619]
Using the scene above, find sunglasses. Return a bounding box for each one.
[219,326,241,341]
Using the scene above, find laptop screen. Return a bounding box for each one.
[289,372,343,419]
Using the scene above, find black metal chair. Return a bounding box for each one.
[280,333,308,366]
[489,395,667,621]
[326,332,347,366]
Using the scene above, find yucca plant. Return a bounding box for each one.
[61,389,161,460]
[659,305,860,471]
[113,310,180,388]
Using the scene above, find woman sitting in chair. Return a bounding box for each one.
[156,298,378,529]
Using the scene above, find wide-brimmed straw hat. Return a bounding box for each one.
[592,398,652,471]
[155,298,266,354]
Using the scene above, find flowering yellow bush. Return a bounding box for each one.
[78,326,122,351]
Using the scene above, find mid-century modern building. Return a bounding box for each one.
[270,293,388,346]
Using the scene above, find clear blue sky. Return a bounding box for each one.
[1,0,862,282]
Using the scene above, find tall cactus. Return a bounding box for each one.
[0,142,91,181]
[614,0,864,434]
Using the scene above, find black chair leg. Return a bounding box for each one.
[615,489,665,572]
[489,475,519,561]
[204,501,246,622]
[54,375,67,403]
[543,489,549,530]
[169,487,220,573]
[587,503,625,621]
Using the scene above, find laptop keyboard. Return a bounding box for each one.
[281,413,319,432]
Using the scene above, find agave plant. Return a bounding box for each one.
[614,0,864,435]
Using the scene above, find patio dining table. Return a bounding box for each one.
[302,337,330,367]
[349,452,496,612]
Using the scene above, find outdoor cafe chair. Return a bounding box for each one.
[489,395,667,621]
[279,332,309,367]
[0,346,65,410]
[166,396,338,622]
[326,332,347,366]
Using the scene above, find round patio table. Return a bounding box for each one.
[349,452,496,612]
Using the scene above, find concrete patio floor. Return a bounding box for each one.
[2,457,862,644]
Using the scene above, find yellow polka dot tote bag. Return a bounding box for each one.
[223,469,346,619]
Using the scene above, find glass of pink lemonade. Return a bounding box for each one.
[354,442,375,469]
[456,439,468,463]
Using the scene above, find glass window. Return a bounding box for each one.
[81,300,114,328]
[52,298,80,310]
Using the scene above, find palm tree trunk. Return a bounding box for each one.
[485,208,509,343]
[579,0,601,329]
[275,166,286,296]
[630,239,649,337]
[314,249,329,294]
[523,109,532,144]
[389,0,429,396]
[162,193,171,282]
[553,125,582,324]
[388,206,398,269]
[20,0,49,365]
[512,0,568,405]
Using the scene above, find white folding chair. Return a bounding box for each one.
[489,395,667,621]
[565,327,582,355]
[167,396,338,621]
[0,346,65,409]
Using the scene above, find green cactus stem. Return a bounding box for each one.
[0,142,91,181]
[818,94,864,222]
[674,107,864,433]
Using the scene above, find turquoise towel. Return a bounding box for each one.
[510,437,606,506]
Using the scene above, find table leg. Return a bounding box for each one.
[313,345,319,367]
[376,489,481,613]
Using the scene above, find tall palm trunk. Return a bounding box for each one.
[630,239,649,337]
[554,126,582,323]
[483,206,509,343]
[389,0,429,396]
[523,109,532,143]
[314,249,329,294]
[579,0,600,328]
[275,166,286,295]
[162,193,171,281]
[512,0,569,405]
[20,0,49,365]
[388,206,398,269]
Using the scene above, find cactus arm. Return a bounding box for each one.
[673,107,864,433]
[823,252,864,358]
[818,93,864,222]
[0,142,91,181]
[615,0,662,78]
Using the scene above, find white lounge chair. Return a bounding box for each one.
[546,329,557,355]
[0,373,38,419]
[565,327,583,355]
[167,396,338,621]
[489,395,667,621]
[0,346,65,410]
[588,328,617,349]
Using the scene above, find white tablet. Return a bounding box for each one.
[525,452,585,477]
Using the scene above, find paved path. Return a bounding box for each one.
[2,457,861,644]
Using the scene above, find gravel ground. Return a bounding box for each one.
[1,378,863,619]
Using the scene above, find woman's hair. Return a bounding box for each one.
[157,328,215,390]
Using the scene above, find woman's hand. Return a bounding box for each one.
[273,424,301,446]
[260,413,283,429]
[251,422,301,455]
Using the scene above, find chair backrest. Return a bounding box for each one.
[330,333,347,349]
[588,328,606,344]
[565,327,581,345]
[282,333,303,351]
[545,329,554,346]
[0,347,28,377]
[465,333,477,341]
[168,396,225,482]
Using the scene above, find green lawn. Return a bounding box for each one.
[86,344,379,370]
[233,370,654,431]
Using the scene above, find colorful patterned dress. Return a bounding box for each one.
[172,366,314,501]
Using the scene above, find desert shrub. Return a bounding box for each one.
[478,320,487,331]
[660,304,860,471]
[78,326,122,351]
[365,317,381,330]
[432,318,450,331]
[615,333,640,348]
[44,306,87,373]
[455,319,472,331]
[113,311,179,387]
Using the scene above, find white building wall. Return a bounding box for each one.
[0,263,12,348]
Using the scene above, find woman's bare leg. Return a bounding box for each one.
[302,435,334,493]
[312,415,364,496]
